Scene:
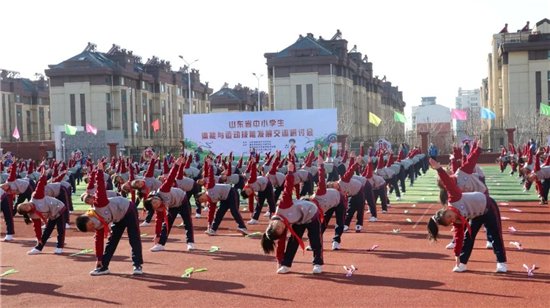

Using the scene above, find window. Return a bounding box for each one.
[536,71,542,111]
[39,107,45,140]
[121,89,128,137]
[120,76,125,86]
[106,93,112,130]
[26,110,32,140]
[70,94,76,126]
[306,84,313,109]
[16,105,22,139]
[160,83,165,93]
[80,94,86,126]
[296,85,302,109]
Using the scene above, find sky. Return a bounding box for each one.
[2,0,548,120]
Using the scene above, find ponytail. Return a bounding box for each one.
[427,218,439,242]
[261,217,284,254]
[261,233,276,254]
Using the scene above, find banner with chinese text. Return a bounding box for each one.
[183,109,337,156]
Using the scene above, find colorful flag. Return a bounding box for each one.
[540,104,550,116]
[85,123,97,135]
[151,119,160,132]
[480,107,496,119]
[369,112,382,127]
[12,127,20,140]
[393,111,406,123]
[65,124,77,135]
[451,109,468,121]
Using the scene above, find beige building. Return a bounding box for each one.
[485,18,550,147]
[0,70,51,143]
[45,43,212,156]
[265,31,406,146]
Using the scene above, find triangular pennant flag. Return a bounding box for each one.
[540,104,550,117]
[133,122,139,133]
[151,119,160,132]
[480,107,496,119]
[85,123,97,135]
[65,124,77,135]
[393,111,406,123]
[451,109,468,120]
[12,127,20,140]
[369,112,382,127]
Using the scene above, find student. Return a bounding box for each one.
[0,185,15,241]
[130,157,162,226]
[1,162,36,214]
[75,164,143,276]
[526,149,550,205]
[144,156,195,252]
[328,155,366,231]
[175,155,206,219]
[241,156,276,224]
[311,157,346,250]
[426,158,507,273]
[197,159,248,236]
[16,173,67,255]
[260,162,323,274]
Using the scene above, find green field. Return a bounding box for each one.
[390,164,538,204]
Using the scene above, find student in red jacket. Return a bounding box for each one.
[427,158,507,273]
[261,162,323,274]
[144,156,195,252]
[16,173,68,255]
[76,163,143,276]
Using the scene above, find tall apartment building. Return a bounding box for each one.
[0,70,51,142]
[264,31,405,145]
[484,18,550,147]
[455,88,481,142]
[45,43,212,156]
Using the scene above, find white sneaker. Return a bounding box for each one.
[305,245,312,251]
[277,265,291,274]
[176,222,185,227]
[205,228,217,236]
[3,234,14,242]
[54,248,63,254]
[452,263,467,272]
[140,221,151,227]
[446,242,456,249]
[263,211,271,217]
[369,216,378,222]
[486,241,493,249]
[343,225,349,232]
[195,213,201,218]
[202,206,209,213]
[332,241,341,250]
[247,219,259,225]
[150,244,165,252]
[132,266,143,275]
[27,248,42,255]
[355,225,363,233]
[382,210,387,213]
[496,262,507,273]
[187,243,195,251]
[237,227,249,236]
[396,197,401,201]
[65,223,71,229]
[312,264,323,274]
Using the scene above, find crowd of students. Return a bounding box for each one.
[1,138,543,276]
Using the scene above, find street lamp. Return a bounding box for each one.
[252,72,263,111]
[178,56,199,114]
